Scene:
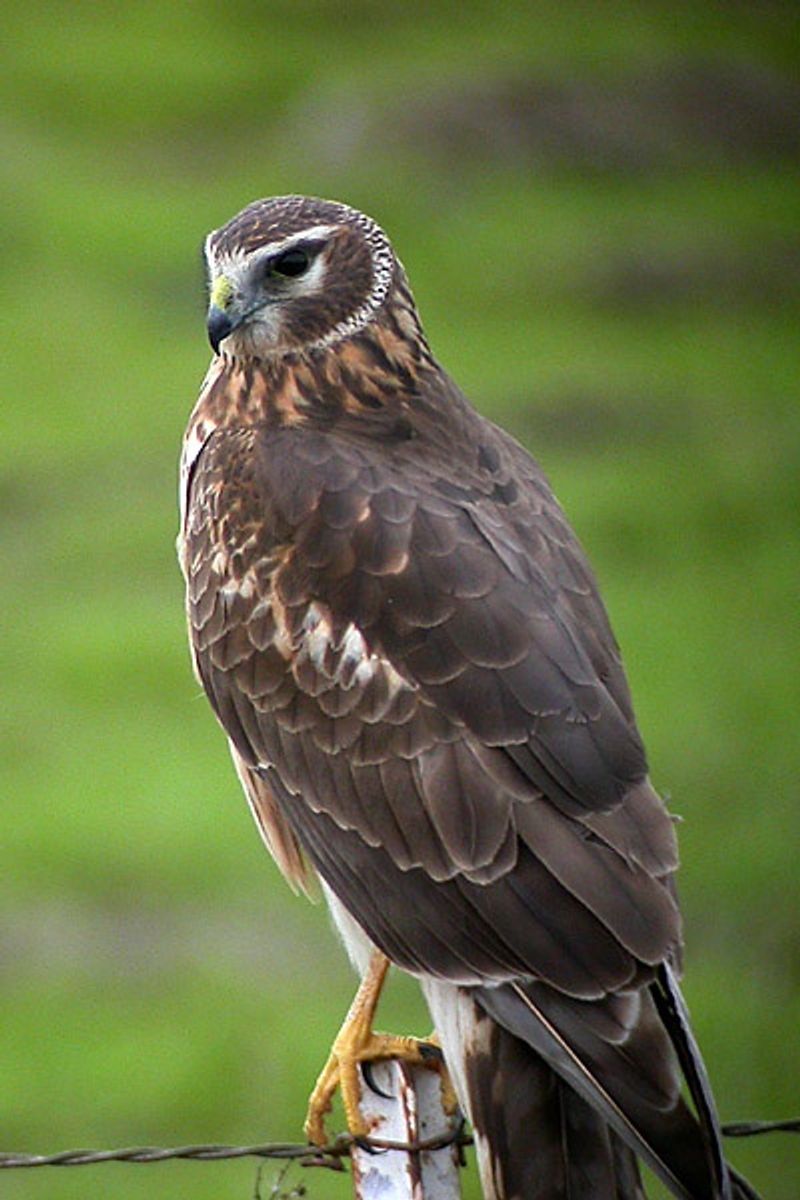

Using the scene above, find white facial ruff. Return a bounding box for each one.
[309,208,396,350]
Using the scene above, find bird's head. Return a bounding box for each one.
[203,195,399,360]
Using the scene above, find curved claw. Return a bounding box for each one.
[362,1060,394,1100]
[304,953,456,1147]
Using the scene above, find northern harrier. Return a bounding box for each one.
[179,195,758,1200]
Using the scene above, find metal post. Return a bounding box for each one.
[350,1060,463,1199]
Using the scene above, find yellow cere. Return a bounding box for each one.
[210,274,234,310]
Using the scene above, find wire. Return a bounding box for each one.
[723,1119,800,1138]
[0,1118,795,1170]
[0,1126,467,1170]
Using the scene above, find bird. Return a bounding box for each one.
[178,194,759,1200]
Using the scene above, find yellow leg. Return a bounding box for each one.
[304,951,451,1146]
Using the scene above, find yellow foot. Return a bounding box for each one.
[303,951,457,1146]
[304,1027,437,1145]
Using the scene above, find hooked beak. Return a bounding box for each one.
[207,304,234,354]
[206,273,237,354]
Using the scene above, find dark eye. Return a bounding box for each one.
[271,248,310,278]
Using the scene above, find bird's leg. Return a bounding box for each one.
[304,950,454,1146]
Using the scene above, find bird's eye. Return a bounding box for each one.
[271,248,311,278]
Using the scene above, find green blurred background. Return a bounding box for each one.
[2,3,798,1197]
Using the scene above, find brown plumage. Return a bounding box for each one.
[179,195,758,1199]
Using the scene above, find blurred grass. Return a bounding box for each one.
[1,2,798,1197]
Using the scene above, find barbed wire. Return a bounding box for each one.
[0,1118,796,1171]
[723,1118,800,1138]
[0,1124,469,1171]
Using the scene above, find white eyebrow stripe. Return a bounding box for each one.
[241,226,338,277]
[208,225,339,277]
[271,224,339,248]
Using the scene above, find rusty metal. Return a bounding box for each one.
[351,1060,463,1199]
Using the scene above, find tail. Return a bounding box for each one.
[424,979,645,1199]
[422,972,760,1200]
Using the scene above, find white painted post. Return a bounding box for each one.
[350,1060,463,1199]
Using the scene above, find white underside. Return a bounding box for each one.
[320,878,377,976]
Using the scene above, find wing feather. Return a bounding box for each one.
[183,416,680,976]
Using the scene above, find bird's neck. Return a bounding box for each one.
[187,293,434,443]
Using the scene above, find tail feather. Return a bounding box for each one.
[476,976,761,1200]
[651,963,730,1200]
[423,979,646,1199]
[422,974,761,1200]
[479,980,707,1200]
[467,1017,647,1199]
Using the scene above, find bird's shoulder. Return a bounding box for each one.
[184,358,568,573]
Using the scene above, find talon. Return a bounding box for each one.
[362,1060,393,1100]
[419,1041,444,1063]
[304,951,447,1146]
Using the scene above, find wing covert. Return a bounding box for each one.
[181,410,680,996]
[262,410,648,817]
